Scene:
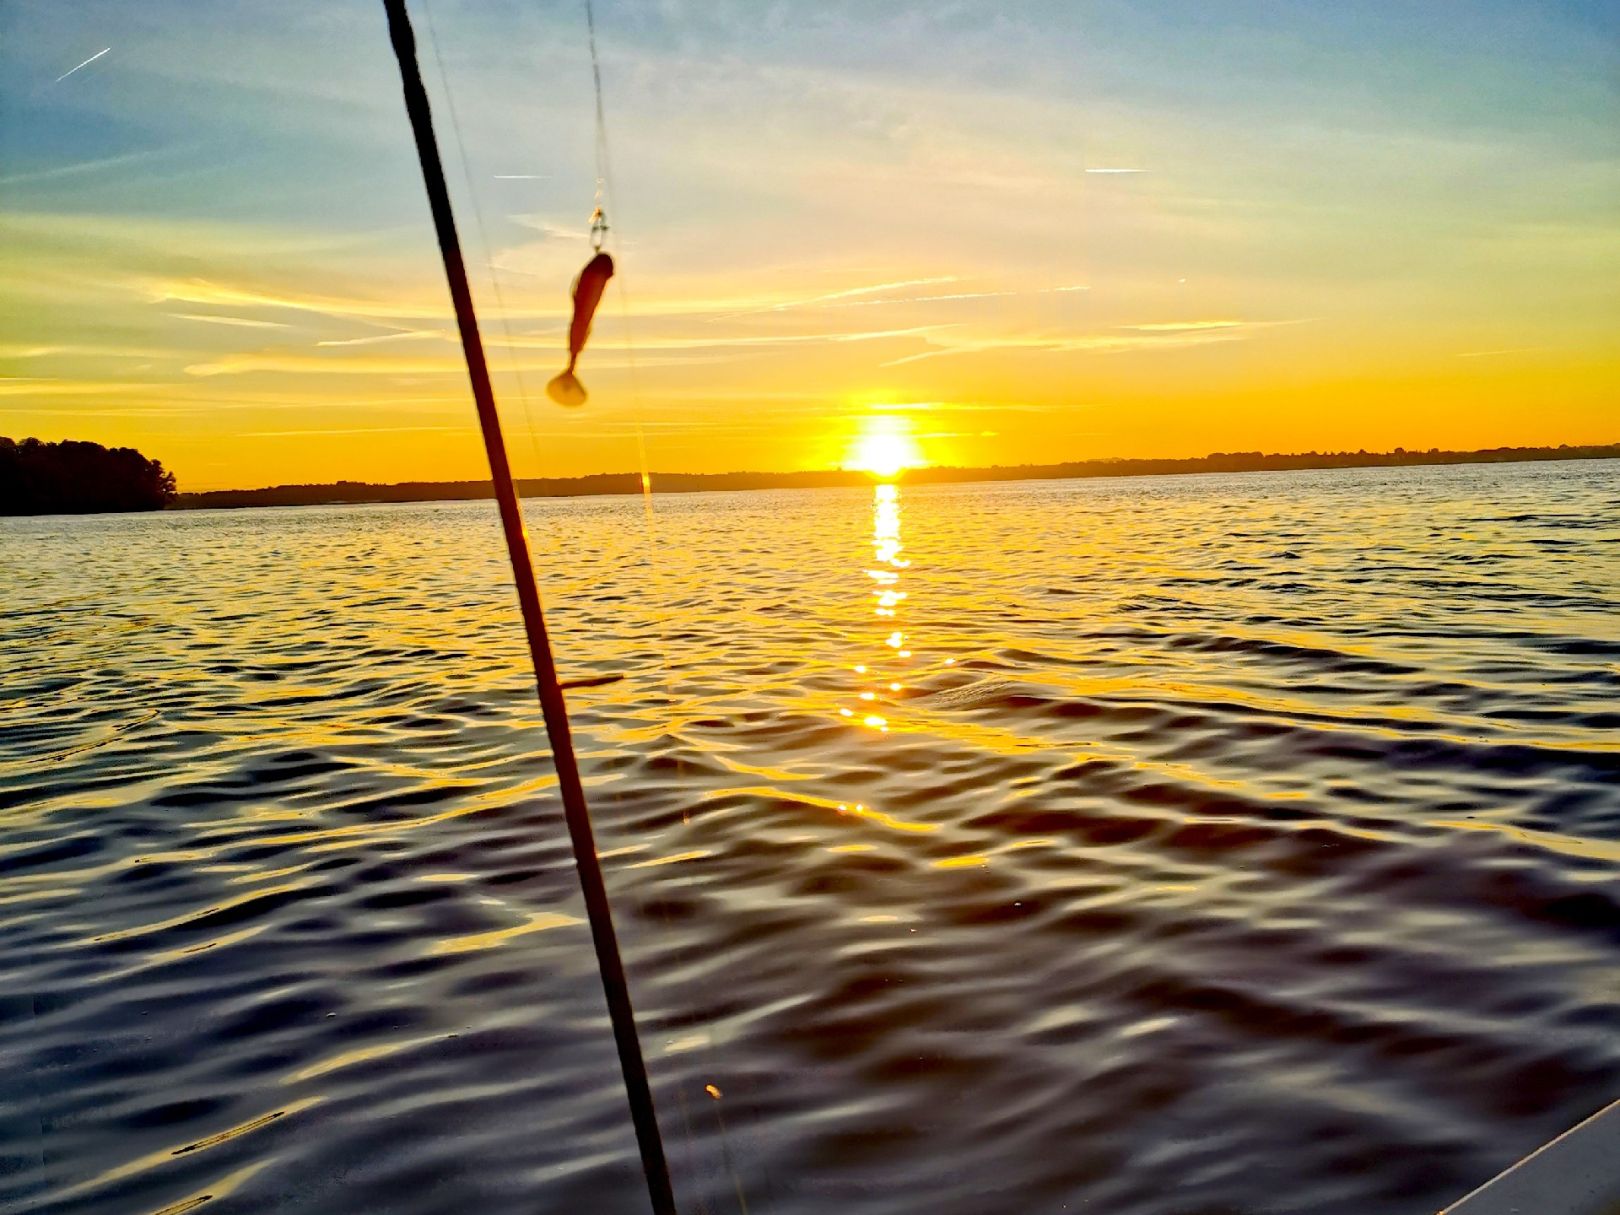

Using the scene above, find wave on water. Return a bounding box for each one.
[2,460,1618,1214]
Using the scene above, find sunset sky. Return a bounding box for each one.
[3,0,1617,490]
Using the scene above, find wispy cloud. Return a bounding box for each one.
[0,379,151,397]
[834,283,1088,309]
[716,276,962,319]
[880,327,1254,367]
[153,278,459,322]
[1,343,173,360]
[168,313,292,330]
[183,347,769,378]
[604,324,950,352]
[508,215,589,241]
[880,317,1313,366]
[1120,318,1314,334]
[720,278,1091,318]
[186,353,479,378]
[867,399,1049,414]
[315,330,446,348]
[0,148,175,187]
[149,269,1082,339]
[54,47,110,83]
[9,404,202,419]
[837,287,1020,309]
[1121,320,1245,332]
[185,320,949,378]
[241,425,468,438]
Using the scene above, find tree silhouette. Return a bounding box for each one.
[0,437,178,515]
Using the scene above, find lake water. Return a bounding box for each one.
[3,460,1618,1215]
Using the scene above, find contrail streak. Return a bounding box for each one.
[55,47,110,83]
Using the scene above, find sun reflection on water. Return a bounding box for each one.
[839,481,914,736]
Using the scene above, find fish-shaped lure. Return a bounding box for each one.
[546,251,615,407]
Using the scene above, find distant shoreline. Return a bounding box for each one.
[173,443,1620,510]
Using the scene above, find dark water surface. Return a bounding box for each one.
[3,461,1618,1215]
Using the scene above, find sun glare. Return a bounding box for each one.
[846,415,924,479]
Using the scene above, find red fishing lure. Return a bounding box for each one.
[546,251,615,406]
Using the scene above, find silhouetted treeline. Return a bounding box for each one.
[1,437,177,515]
[174,442,1620,510]
[906,442,1620,485]
[178,470,871,509]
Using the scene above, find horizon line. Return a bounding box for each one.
[168,440,1620,504]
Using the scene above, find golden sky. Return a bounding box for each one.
[3,1,1617,490]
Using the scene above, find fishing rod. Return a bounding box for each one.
[378,3,677,1212]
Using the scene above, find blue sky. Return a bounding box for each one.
[3,1,1616,487]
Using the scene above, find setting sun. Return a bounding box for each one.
[845,415,925,479]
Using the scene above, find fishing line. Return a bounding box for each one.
[573,6,759,1211]
[404,2,748,1207]
[578,0,647,492]
[585,0,612,223]
[378,4,676,1211]
[578,0,649,515]
[424,1,707,1200]
[418,0,553,492]
[425,0,757,1202]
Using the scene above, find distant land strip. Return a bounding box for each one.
[174,443,1620,510]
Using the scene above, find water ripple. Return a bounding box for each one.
[3,461,1618,1214]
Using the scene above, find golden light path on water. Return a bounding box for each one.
[835,477,970,854]
[846,481,910,736]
